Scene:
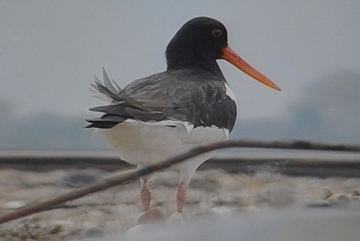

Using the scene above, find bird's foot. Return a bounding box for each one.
[140,183,151,211]
[176,181,187,213]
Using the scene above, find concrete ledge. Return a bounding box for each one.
[0,150,360,177]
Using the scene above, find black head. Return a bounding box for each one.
[165,17,281,91]
[165,17,228,72]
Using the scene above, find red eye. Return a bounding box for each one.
[211,29,222,38]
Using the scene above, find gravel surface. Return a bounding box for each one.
[0,168,360,240]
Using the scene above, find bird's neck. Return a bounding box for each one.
[167,56,221,73]
[166,44,223,74]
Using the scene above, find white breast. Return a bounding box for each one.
[96,120,228,185]
[95,120,229,166]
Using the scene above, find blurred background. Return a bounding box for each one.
[1,1,360,150]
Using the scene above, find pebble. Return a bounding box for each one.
[83,226,106,238]
[166,212,183,223]
[210,206,233,216]
[3,200,26,209]
[137,206,165,224]
[321,187,333,200]
[326,194,350,204]
[320,186,351,204]
[61,169,104,188]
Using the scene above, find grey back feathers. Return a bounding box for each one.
[86,68,236,131]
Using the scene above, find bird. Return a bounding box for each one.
[86,16,280,214]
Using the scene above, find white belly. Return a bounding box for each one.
[95,120,229,183]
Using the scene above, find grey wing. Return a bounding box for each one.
[86,69,236,131]
[86,70,198,128]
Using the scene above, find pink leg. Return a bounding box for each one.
[176,181,187,213]
[140,177,151,211]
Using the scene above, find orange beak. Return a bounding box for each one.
[221,46,281,91]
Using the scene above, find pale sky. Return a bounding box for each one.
[1,1,359,120]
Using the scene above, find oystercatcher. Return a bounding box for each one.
[86,17,280,213]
